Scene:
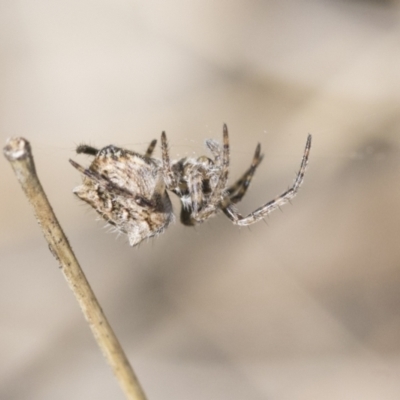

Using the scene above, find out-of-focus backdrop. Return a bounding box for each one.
[1,1,400,399]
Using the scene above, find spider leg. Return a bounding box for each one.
[226,143,263,204]
[217,123,230,193]
[161,131,179,191]
[205,139,221,165]
[223,134,312,226]
[69,159,155,208]
[207,124,230,200]
[76,144,99,156]
[180,207,196,226]
[145,139,157,158]
[205,127,230,196]
[179,164,207,225]
[191,124,230,222]
[189,166,206,214]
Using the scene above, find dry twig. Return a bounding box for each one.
[3,137,147,400]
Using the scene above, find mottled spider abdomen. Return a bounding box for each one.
[72,145,173,246]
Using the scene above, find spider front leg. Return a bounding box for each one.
[223,134,312,226]
[161,131,179,191]
[190,163,215,215]
[221,142,263,220]
[179,164,209,226]
[210,123,230,201]
[226,142,263,204]
[192,124,230,222]
[145,139,157,158]
[205,139,221,165]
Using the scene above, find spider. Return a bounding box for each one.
[70,125,311,246]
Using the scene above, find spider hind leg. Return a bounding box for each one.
[223,134,312,226]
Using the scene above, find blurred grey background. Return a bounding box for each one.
[1,1,400,399]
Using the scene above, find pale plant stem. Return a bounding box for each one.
[3,137,147,400]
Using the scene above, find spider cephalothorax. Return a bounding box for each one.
[70,125,311,246]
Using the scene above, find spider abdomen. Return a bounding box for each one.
[73,145,173,246]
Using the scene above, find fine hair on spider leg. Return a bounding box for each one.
[70,126,311,246]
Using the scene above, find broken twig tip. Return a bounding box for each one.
[3,137,31,161]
